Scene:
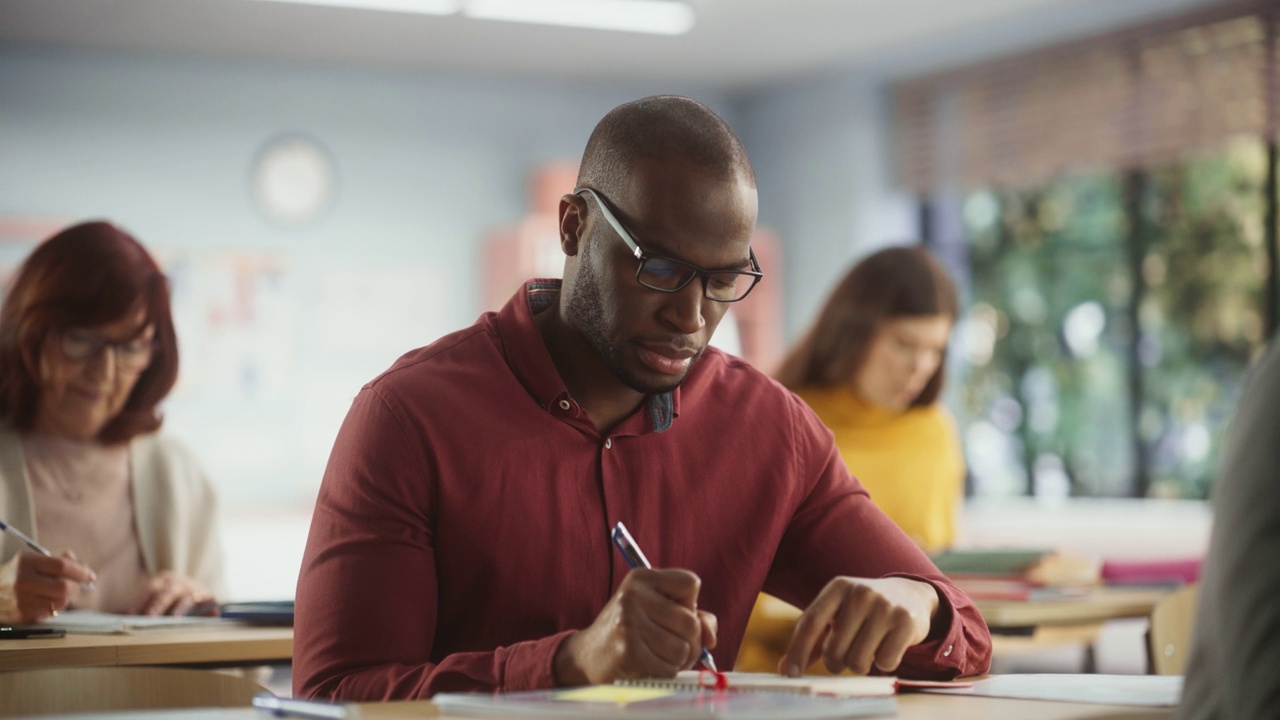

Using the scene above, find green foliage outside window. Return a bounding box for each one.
[955,137,1270,500]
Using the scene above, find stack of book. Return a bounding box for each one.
[930,549,1101,601]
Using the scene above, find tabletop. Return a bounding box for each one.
[0,625,293,671]
[974,588,1171,629]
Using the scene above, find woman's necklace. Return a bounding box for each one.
[23,433,112,505]
[50,473,87,504]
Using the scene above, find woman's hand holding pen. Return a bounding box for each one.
[553,568,717,686]
[129,571,217,617]
[13,549,96,622]
[781,576,940,677]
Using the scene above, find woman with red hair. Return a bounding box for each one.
[0,221,223,623]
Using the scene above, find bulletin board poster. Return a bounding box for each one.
[161,247,454,510]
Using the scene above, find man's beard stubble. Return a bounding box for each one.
[564,254,687,397]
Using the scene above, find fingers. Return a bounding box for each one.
[627,569,708,670]
[824,587,875,673]
[784,577,937,677]
[25,551,96,586]
[14,550,94,622]
[873,621,917,673]
[554,567,715,686]
[697,609,718,651]
[781,583,841,676]
[130,573,213,616]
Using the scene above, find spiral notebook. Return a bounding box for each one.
[618,671,971,696]
[432,685,897,719]
[618,671,899,697]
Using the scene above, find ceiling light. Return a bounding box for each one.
[464,0,695,36]
[248,0,460,15]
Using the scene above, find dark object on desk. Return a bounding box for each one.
[221,600,294,626]
[0,626,66,639]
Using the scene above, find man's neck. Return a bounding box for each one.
[533,304,645,435]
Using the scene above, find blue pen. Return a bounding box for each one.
[610,521,719,673]
[0,518,96,591]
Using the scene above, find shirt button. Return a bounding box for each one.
[604,438,612,449]
[558,399,571,411]
[943,644,953,657]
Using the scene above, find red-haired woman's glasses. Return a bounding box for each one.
[60,329,156,371]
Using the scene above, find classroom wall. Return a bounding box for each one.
[734,73,919,342]
[0,47,736,515]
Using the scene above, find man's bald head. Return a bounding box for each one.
[577,96,756,198]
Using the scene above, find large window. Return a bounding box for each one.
[898,2,1280,500]
[954,139,1272,500]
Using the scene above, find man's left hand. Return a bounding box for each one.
[780,576,939,677]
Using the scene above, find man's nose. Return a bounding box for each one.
[659,279,708,335]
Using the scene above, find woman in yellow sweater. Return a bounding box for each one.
[737,245,963,673]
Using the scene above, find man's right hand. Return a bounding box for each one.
[553,567,717,686]
[14,549,95,622]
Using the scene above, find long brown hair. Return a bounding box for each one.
[0,221,179,443]
[774,245,958,407]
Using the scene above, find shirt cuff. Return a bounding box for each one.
[884,572,984,678]
[498,629,578,691]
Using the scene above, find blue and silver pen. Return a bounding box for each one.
[0,518,96,591]
[610,521,719,673]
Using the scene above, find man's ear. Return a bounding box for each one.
[558,194,586,257]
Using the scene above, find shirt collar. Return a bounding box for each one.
[495,279,678,434]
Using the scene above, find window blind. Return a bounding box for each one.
[894,0,1279,192]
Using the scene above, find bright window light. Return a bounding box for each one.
[248,0,461,15]
[464,0,695,35]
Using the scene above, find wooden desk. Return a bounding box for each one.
[355,695,1172,720]
[0,626,293,671]
[11,688,1175,719]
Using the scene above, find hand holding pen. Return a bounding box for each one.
[551,522,719,686]
[611,521,719,674]
[1,518,97,622]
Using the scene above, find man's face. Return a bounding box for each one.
[565,158,758,396]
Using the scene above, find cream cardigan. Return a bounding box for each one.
[0,426,225,620]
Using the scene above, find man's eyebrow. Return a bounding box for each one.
[637,238,753,272]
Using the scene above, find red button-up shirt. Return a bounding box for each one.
[294,280,991,700]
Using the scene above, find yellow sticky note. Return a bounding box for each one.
[555,685,674,704]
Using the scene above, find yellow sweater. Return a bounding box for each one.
[735,386,965,672]
[798,385,964,553]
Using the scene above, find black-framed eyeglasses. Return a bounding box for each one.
[574,186,763,303]
[59,328,157,371]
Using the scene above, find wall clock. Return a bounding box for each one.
[250,134,337,227]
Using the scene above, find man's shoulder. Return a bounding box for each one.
[691,347,802,408]
[365,316,500,393]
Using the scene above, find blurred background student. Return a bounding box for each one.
[737,244,961,673]
[0,221,223,623]
[777,245,961,551]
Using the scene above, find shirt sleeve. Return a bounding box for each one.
[292,386,567,701]
[762,395,992,680]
